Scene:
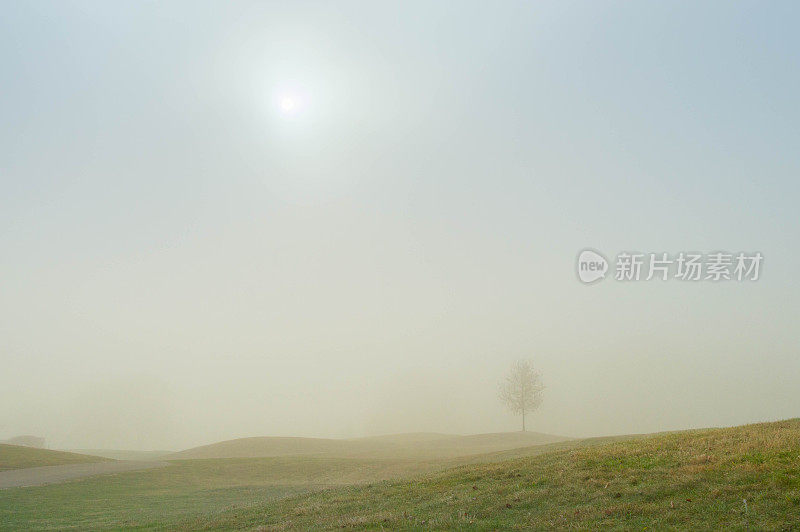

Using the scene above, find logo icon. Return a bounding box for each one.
[577,249,608,284]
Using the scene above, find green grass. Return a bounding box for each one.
[2,420,799,530]
[67,450,173,462]
[180,419,800,530]
[0,445,107,471]
[166,431,567,460]
[0,456,453,530]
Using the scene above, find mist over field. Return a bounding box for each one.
[2,1,799,454]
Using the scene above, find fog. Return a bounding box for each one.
[1,1,799,451]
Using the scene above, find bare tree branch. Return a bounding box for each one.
[499,360,544,431]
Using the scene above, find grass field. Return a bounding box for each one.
[0,445,107,472]
[166,431,567,460]
[68,449,173,461]
[1,420,798,530]
[181,419,800,530]
[0,456,453,530]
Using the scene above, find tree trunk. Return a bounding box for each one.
[522,406,526,432]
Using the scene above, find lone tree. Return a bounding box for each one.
[499,360,544,431]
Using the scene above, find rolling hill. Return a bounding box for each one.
[182,418,800,530]
[3,420,798,529]
[69,449,174,461]
[166,431,568,460]
[0,444,108,471]
[166,436,352,460]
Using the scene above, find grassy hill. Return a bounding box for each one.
[70,449,176,461]
[181,419,800,530]
[391,432,569,459]
[167,436,353,460]
[0,455,456,529]
[2,420,798,530]
[167,431,567,460]
[0,444,108,471]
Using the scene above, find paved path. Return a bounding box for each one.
[0,461,169,489]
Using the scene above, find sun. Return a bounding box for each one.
[273,86,309,119]
[276,89,306,116]
[280,96,296,113]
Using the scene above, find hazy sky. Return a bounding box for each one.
[1,1,799,450]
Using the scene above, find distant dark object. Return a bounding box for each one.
[3,436,45,448]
